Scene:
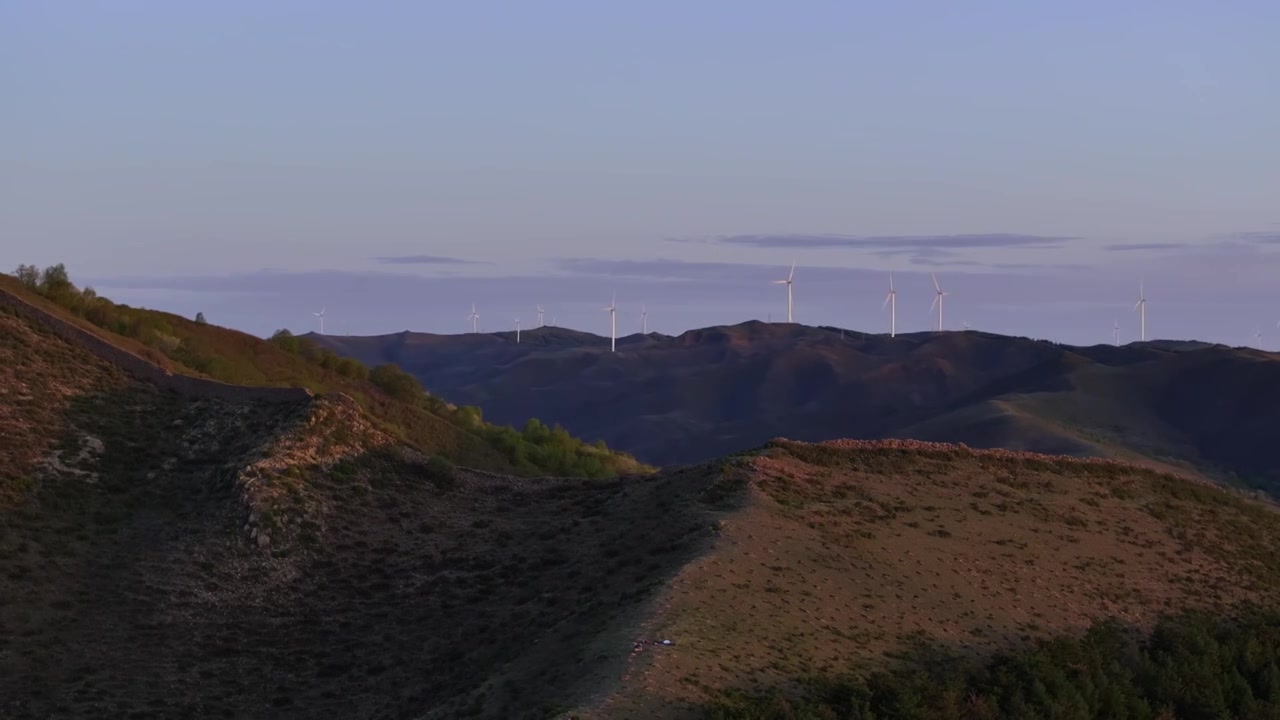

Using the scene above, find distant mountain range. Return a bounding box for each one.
[310,323,1280,494]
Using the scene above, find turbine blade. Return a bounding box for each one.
[929,295,939,312]
[788,261,795,282]
[882,293,891,310]
[932,272,940,292]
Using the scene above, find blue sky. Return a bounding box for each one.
[3,1,1278,345]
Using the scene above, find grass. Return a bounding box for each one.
[584,438,1280,717]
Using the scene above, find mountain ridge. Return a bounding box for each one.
[312,322,1280,494]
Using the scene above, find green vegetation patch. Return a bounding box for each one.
[707,609,1280,719]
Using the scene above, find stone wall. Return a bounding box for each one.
[0,286,313,404]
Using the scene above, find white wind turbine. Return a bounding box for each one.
[536,305,545,328]
[772,261,796,323]
[467,303,480,334]
[882,272,896,338]
[1113,320,1120,347]
[603,292,617,352]
[313,307,325,335]
[640,304,648,334]
[515,317,521,343]
[1133,279,1147,342]
[929,273,948,331]
[1254,327,1262,350]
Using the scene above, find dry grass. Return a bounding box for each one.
[582,439,1280,719]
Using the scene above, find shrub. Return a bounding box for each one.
[424,455,458,490]
[369,364,423,402]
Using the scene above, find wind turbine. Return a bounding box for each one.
[929,273,948,331]
[1113,320,1120,347]
[515,317,521,344]
[1254,327,1263,350]
[468,303,479,334]
[313,307,325,335]
[772,261,796,323]
[882,272,896,338]
[603,292,617,352]
[536,305,545,328]
[640,304,648,334]
[1133,279,1147,342]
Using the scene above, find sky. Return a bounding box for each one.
[3,1,1279,346]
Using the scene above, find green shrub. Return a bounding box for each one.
[425,455,458,490]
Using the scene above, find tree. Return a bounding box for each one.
[195,312,207,325]
[369,363,424,402]
[39,263,73,295]
[269,329,302,354]
[12,264,40,289]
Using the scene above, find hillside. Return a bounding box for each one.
[312,322,1280,493]
[8,266,1280,718]
[1,266,646,478]
[0,294,706,718]
[582,439,1280,718]
[7,303,1280,720]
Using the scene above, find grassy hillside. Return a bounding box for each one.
[6,310,1280,719]
[312,320,1280,494]
[0,301,710,717]
[1,265,647,478]
[579,439,1280,718]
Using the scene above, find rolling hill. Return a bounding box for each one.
[0,267,646,478]
[6,285,1280,718]
[312,322,1280,493]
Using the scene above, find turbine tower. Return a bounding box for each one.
[929,273,948,331]
[468,303,479,334]
[313,307,325,335]
[882,272,896,338]
[772,261,795,323]
[1255,327,1263,350]
[1113,320,1120,347]
[1133,279,1147,342]
[536,305,545,328]
[641,304,648,334]
[515,317,521,344]
[603,292,617,352]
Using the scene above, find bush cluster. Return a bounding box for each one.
[707,610,1280,720]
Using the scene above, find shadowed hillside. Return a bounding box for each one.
[312,322,1280,493]
[0,297,705,718]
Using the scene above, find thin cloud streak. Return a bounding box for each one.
[1104,242,1185,251]
[373,255,489,265]
[670,233,1075,251]
[1231,232,1280,245]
